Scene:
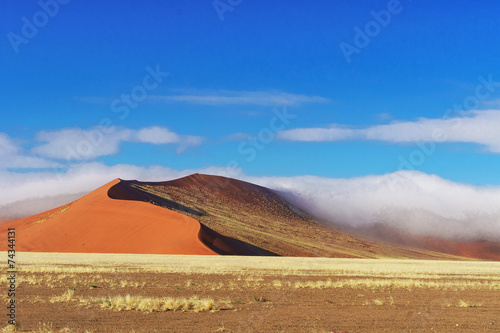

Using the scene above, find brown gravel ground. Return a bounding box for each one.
[6,271,500,333]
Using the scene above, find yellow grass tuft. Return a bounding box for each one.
[1,322,79,333]
[1,324,17,332]
[362,296,394,306]
[97,295,227,312]
[457,299,483,308]
[49,289,74,303]
[215,323,230,332]
[272,280,283,288]
[185,279,197,287]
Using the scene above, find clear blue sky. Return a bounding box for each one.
[2,0,500,185]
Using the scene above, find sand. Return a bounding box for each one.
[0,179,217,255]
[0,219,16,226]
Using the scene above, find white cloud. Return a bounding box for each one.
[33,128,131,160]
[32,126,204,161]
[278,126,356,142]
[278,110,500,153]
[0,133,63,169]
[175,135,205,153]
[134,127,180,144]
[0,156,63,169]
[245,171,500,242]
[132,126,204,152]
[0,133,19,156]
[153,90,330,106]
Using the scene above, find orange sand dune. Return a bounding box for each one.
[413,237,500,261]
[355,223,500,261]
[0,179,217,255]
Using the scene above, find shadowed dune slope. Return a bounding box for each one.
[0,179,217,255]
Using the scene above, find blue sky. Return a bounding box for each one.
[2,0,500,189]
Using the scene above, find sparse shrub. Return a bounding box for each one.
[253,296,266,303]
[186,280,197,287]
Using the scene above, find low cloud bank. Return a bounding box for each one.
[247,171,500,242]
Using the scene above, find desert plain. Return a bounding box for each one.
[2,252,500,333]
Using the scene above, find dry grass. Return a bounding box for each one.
[362,296,394,306]
[1,323,84,333]
[1,273,146,291]
[32,323,73,332]
[280,277,500,290]
[215,323,231,332]
[13,253,500,278]
[97,295,230,312]
[46,287,231,313]
[6,253,499,297]
[1,324,17,332]
[50,289,74,303]
[457,299,483,308]
[443,299,484,308]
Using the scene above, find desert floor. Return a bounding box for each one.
[2,253,500,333]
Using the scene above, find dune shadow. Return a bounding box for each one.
[198,223,278,256]
[108,180,204,217]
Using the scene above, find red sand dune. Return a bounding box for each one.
[355,223,500,261]
[412,237,500,261]
[0,179,217,255]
